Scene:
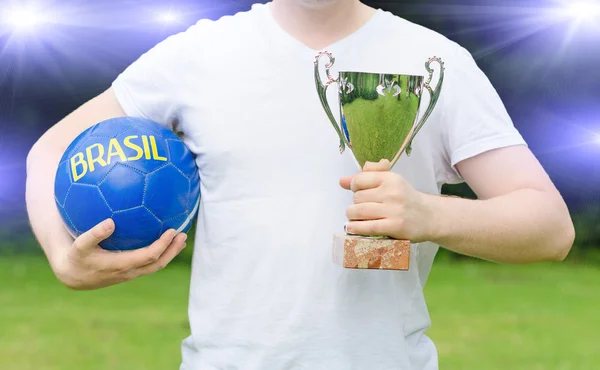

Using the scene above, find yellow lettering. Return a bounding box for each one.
[150,136,167,161]
[106,139,127,164]
[85,143,107,172]
[141,136,151,160]
[124,136,143,161]
[70,152,88,182]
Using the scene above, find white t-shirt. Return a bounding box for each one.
[112,3,526,369]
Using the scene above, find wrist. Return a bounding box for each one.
[416,192,446,243]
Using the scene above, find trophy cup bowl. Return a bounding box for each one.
[314,51,445,271]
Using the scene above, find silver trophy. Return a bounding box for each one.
[314,51,445,270]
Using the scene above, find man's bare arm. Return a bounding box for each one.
[426,145,575,263]
[342,145,574,264]
[26,89,125,263]
[26,88,187,289]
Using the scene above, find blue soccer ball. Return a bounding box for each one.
[54,117,201,251]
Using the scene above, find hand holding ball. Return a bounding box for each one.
[54,117,201,251]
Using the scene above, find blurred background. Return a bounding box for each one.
[1,0,599,369]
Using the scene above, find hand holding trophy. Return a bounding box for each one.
[314,51,445,271]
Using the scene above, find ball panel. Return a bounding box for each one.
[99,238,118,251]
[99,163,146,211]
[161,212,189,235]
[161,194,200,235]
[88,118,136,138]
[144,164,189,220]
[64,184,113,233]
[166,138,197,177]
[56,202,79,237]
[183,195,201,234]
[187,172,201,212]
[54,160,73,207]
[109,207,162,250]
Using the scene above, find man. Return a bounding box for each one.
[26,0,575,369]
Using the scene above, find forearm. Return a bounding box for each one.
[25,89,126,266]
[424,188,575,263]
[26,145,73,266]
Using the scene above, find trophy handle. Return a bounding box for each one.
[406,57,445,156]
[314,51,349,154]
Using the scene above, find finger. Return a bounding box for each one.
[339,176,354,190]
[113,229,179,270]
[346,219,393,237]
[351,172,385,192]
[353,188,385,204]
[346,203,388,221]
[73,219,115,253]
[363,159,391,172]
[129,233,188,278]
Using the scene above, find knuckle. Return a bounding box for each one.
[72,239,85,251]
[147,252,161,264]
[90,227,104,240]
[348,204,368,220]
[346,205,364,220]
[121,268,137,280]
[393,217,404,230]
[163,230,176,241]
[388,188,403,202]
[353,191,366,204]
[116,266,132,276]
[372,223,384,235]
[351,176,362,190]
[345,206,354,220]
[355,204,367,219]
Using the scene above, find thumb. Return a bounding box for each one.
[74,218,115,252]
[363,159,391,172]
[339,176,354,190]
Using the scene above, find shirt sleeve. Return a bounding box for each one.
[111,22,204,131]
[438,45,527,184]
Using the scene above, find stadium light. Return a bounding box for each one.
[566,2,600,20]
[157,11,179,24]
[6,7,43,30]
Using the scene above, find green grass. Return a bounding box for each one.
[0,257,191,370]
[343,87,420,167]
[425,261,600,370]
[1,256,599,369]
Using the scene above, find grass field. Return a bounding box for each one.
[1,256,599,370]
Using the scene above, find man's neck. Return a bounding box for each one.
[269,0,377,50]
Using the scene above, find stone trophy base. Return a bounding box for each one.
[333,233,410,270]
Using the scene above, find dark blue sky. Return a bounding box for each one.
[1,0,599,234]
